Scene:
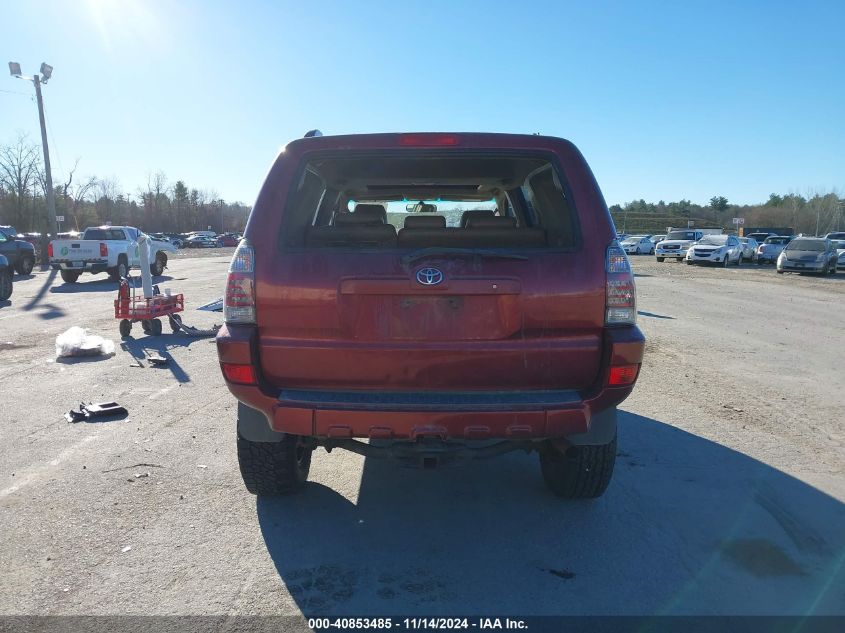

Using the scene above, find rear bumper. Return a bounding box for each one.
[50,259,109,273]
[217,324,645,440]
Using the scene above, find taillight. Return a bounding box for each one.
[221,363,257,385]
[224,240,255,324]
[100,242,108,257]
[605,242,636,325]
[47,242,53,257]
[608,364,639,386]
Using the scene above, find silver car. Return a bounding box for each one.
[831,239,845,271]
[757,235,792,264]
[738,237,759,262]
[777,238,838,275]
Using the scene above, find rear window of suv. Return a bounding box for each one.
[279,152,580,250]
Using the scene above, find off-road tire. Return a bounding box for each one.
[150,318,162,336]
[539,434,617,499]
[16,255,34,276]
[0,270,12,301]
[60,270,80,284]
[150,253,166,277]
[237,432,313,496]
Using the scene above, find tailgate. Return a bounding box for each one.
[51,240,100,261]
[256,251,605,391]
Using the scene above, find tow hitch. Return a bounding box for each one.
[320,437,540,468]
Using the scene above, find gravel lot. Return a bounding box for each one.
[0,254,843,616]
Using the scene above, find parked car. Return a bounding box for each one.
[185,235,218,248]
[685,234,743,266]
[0,226,37,275]
[823,232,845,241]
[738,237,759,262]
[777,238,838,275]
[833,240,845,271]
[655,228,722,262]
[217,233,240,247]
[757,235,792,264]
[49,225,173,283]
[0,254,12,301]
[649,234,666,246]
[620,235,653,255]
[217,131,645,499]
[746,232,774,243]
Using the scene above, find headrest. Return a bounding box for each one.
[466,216,517,228]
[404,215,446,229]
[460,210,496,228]
[335,213,384,226]
[353,203,387,224]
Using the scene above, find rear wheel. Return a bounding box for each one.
[149,318,162,336]
[16,255,34,276]
[539,434,617,499]
[0,269,12,301]
[237,432,313,496]
[150,253,166,277]
[60,270,80,284]
[656,257,664,262]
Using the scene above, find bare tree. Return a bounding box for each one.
[60,160,98,230]
[0,133,42,230]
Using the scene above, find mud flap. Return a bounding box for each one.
[564,407,617,446]
[237,401,287,442]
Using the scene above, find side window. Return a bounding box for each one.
[0,232,7,243]
[521,166,576,247]
[282,168,327,247]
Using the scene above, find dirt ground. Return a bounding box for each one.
[0,253,843,616]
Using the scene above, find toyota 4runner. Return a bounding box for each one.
[216,132,645,498]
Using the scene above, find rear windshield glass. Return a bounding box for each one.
[764,237,790,245]
[786,239,825,251]
[279,153,579,250]
[82,228,126,240]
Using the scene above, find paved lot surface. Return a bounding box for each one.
[1,252,843,616]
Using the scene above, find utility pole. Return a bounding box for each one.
[33,76,58,240]
[9,62,58,264]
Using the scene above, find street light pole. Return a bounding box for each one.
[32,75,58,240]
[9,62,58,264]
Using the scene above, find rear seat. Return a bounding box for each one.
[398,212,546,248]
[305,205,396,247]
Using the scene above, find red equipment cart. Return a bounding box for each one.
[114,278,184,337]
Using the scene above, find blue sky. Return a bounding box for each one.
[3,0,843,207]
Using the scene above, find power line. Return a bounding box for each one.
[0,88,33,97]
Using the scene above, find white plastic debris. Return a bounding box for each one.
[55,327,116,359]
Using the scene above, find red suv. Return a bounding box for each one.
[217,132,644,498]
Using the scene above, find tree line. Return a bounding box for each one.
[0,133,250,235]
[610,192,843,236]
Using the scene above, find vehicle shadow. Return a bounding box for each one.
[49,275,174,294]
[12,273,35,281]
[0,299,10,309]
[256,412,845,616]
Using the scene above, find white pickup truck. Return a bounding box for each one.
[655,228,723,262]
[49,225,176,284]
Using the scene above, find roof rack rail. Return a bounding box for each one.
[303,129,323,138]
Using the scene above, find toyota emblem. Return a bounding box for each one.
[416,267,444,286]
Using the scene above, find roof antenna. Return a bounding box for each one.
[304,129,323,138]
